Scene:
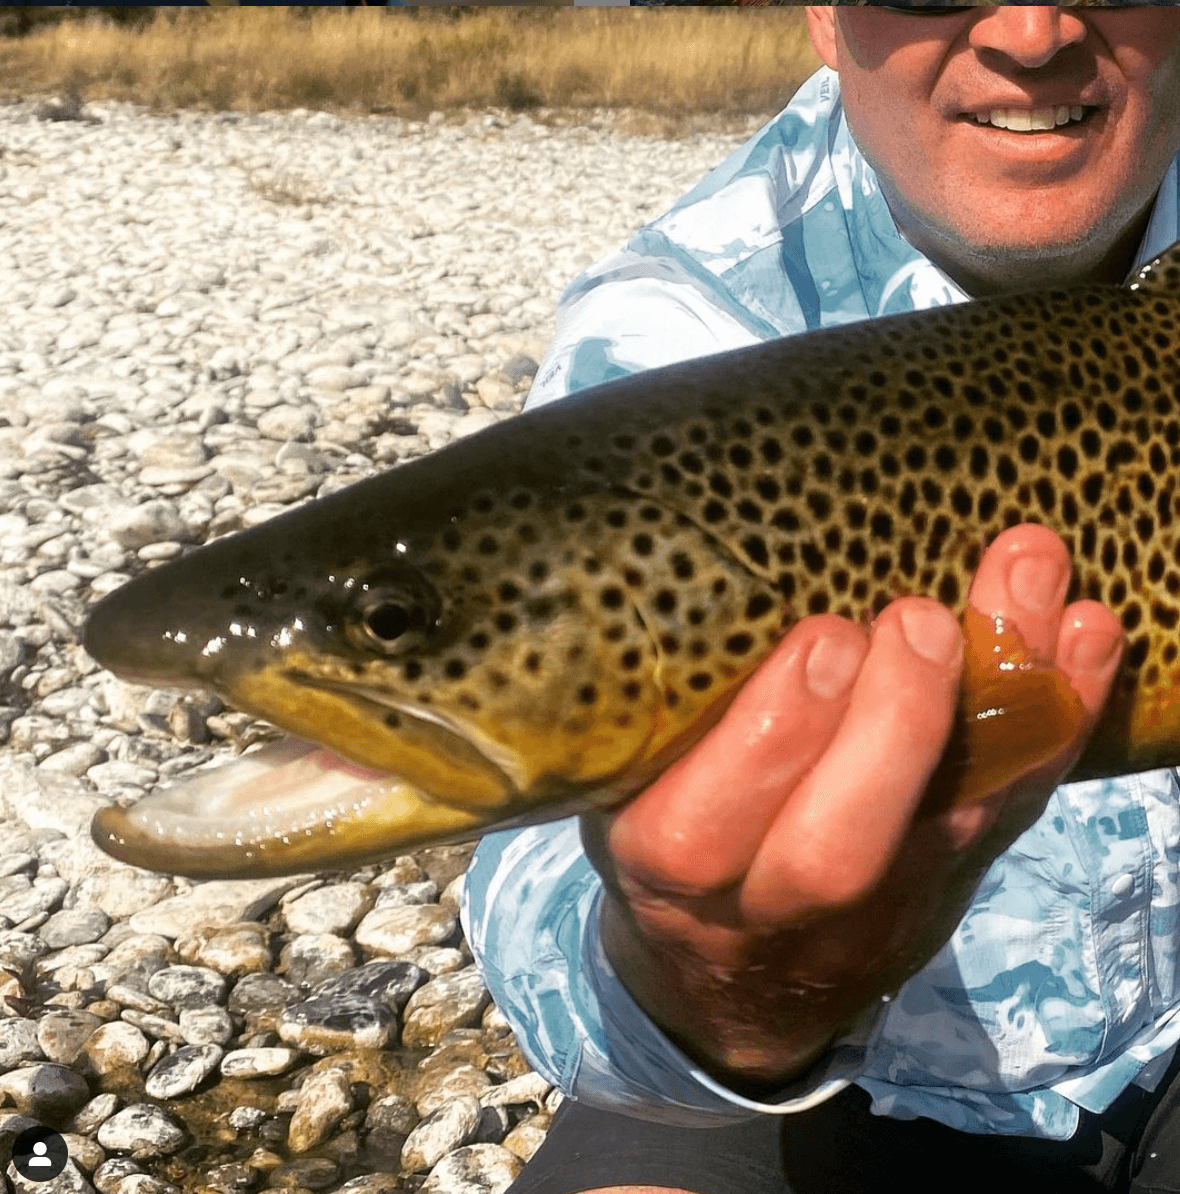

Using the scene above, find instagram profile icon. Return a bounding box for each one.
[10,1126,69,1182]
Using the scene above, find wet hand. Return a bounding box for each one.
[581,524,1124,1089]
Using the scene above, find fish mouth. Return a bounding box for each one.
[90,665,530,879]
[226,661,521,808]
[90,736,494,879]
[290,671,526,806]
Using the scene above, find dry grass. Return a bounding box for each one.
[0,7,821,126]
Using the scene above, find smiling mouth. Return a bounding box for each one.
[966,105,1098,132]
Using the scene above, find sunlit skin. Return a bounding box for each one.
[807,4,1180,294]
[572,9,1180,1192]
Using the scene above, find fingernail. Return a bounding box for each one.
[899,604,961,666]
[1068,630,1121,672]
[1009,554,1066,613]
[805,634,863,700]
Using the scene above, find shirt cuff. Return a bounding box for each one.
[568,885,883,1127]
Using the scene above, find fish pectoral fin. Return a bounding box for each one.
[924,605,1088,816]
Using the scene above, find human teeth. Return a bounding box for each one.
[975,105,1088,131]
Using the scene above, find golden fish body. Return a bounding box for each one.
[84,240,1180,877]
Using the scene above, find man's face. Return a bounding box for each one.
[806,5,1180,292]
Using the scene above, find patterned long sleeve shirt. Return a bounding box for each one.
[461,66,1180,1140]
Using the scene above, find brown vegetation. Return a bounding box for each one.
[0,6,820,125]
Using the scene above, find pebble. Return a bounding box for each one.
[283,883,375,936]
[147,964,228,1010]
[420,1144,523,1194]
[400,1096,482,1173]
[178,1005,235,1046]
[10,1160,94,1194]
[402,968,491,1047]
[363,1093,418,1168]
[277,992,398,1054]
[0,1018,42,1068]
[80,1021,151,1076]
[502,1114,551,1163]
[36,1009,104,1064]
[219,1046,301,1079]
[418,1066,493,1118]
[281,933,358,989]
[92,1158,148,1193]
[0,1062,91,1120]
[95,1103,187,1159]
[72,1091,120,1136]
[174,921,273,977]
[38,906,111,949]
[127,879,299,938]
[287,1067,356,1153]
[144,1043,223,1099]
[353,902,457,956]
[0,87,757,1192]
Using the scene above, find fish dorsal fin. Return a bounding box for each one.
[1127,238,1180,296]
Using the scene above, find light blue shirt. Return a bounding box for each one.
[461,67,1180,1140]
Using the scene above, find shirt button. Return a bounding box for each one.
[1112,873,1136,898]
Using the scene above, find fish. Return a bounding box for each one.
[83,239,1180,879]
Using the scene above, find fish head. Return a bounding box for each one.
[84,464,675,827]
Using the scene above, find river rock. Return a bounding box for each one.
[144,1043,223,1099]
[36,1009,103,1064]
[315,957,425,1006]
[0,1012,42,1069]
[95,1103,187,1159]
[353,903,457,956]
[280,933,357,988]
[419,1143,523,1194]
[400,1096,482,1173]
[402,968,490,1047]
[283,882,375,935]
[127,879,299,938]
[277,992,397,1054]
[173,921,273,977]
[0,1062,90,1120]
[79,1021,150,1077]
[146,964,227,1010]
[178,1005,235,1046]
[286,1066,355,1153]
[38,905,111,948]
[219,1046,301,1079]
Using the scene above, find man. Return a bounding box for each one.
[461,4,1180,1191]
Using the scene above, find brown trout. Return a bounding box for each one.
[83,240,1180,878]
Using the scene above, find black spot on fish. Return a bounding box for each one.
[745,593,775,620]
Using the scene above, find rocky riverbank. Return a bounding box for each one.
[0,94,757,1193]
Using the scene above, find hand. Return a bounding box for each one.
[580,524,1125,1091]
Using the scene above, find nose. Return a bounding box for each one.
[969,5,1088,71]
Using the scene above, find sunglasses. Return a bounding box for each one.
[873,6,984,13]
[870,3,1141,11]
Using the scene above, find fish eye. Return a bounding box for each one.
[363,601,412,644]
[347,563,441,655]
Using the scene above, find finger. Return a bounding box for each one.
[742,597,963,923]
[608,614,868,895]
[965,523,1073,661]
[931,529,1122,831]
[1052,599,1125,720]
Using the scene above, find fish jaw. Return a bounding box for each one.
[90,738,491,879]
